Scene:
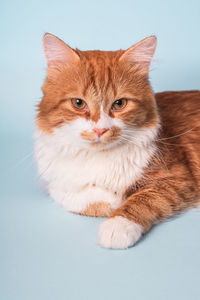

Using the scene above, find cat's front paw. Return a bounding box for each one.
[98,216,143,249]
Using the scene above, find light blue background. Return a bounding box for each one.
[1,1,200,300]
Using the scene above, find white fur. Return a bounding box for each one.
[98,216,143,249]
[34,114,159,214]
[49,185,122,212]
[95,106,114,129]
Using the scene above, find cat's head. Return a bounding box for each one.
[36,33,159,152]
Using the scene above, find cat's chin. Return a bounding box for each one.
[89,141,113,149]
[86,139,124,151]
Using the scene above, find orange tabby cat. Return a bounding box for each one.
[35,33,200,249]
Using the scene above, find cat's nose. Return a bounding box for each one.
[93,128,108,137]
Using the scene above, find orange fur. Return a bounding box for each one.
[78,202,113,217]
[37,40,158,136]
[112,91,200,231]
[36,34,200,237]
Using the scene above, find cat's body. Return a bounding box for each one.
[35,121,157,215]
[35,34,200,249]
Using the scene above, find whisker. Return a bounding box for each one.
[10,151,34,171]
[122,126,196,147]
[36,159,54,182]
[156,140,191,146]
[121,134,169,172]
[156,127,195,141]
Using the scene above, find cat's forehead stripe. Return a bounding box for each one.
[82,58,115,101]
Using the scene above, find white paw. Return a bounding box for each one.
[98,216,143,249]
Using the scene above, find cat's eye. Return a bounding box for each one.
[112,99,127,111]
[71,98,87,110]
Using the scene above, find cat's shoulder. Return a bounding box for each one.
[155,90,200,137]
[155,90,200,107]
[155,90,200,119]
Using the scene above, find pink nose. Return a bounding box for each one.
[93,128,108,137]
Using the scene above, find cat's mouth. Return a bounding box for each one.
[80,126,122,147]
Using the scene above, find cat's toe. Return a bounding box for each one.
[98,216,143,249]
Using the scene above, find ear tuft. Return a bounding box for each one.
[43,33,79,65]
[120,36,157,69]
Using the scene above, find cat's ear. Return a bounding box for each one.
[43,33,80,65]
[119,36,157,70]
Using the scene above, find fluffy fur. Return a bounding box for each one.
[35,33,200,249]
[98,216,143,249]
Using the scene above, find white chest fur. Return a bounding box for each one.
[34,128,157,213]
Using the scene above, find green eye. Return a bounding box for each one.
[71,98,87,110]
[112,99,127,111]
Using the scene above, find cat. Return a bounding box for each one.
[35,33,200,249]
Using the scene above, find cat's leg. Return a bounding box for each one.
[99,176,198,249]
[49,185,123,217]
